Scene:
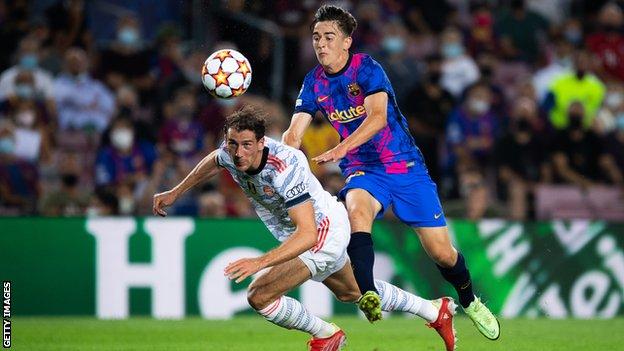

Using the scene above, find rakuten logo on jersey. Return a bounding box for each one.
[328,105,366,123]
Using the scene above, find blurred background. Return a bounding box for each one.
[0,0,623,222]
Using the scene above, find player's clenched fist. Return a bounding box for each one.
[152,190,177,217]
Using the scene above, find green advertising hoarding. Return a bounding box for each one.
[1,218,623,318]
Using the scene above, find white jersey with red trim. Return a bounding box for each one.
[215,137,346,243]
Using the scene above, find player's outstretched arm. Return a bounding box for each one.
[313,92,388,164]
[225,201,318,283]
[282,112,313,149]
[152,149,221,216]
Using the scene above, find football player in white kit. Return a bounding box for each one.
[153,107,457,351]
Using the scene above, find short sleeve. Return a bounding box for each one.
[274,152,311,209]
[294,73,318,116]
[358,56,393,97]
[214,141,229,168]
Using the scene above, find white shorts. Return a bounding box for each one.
[298,203,351,282]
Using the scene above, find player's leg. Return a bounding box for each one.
[391,172,500,340]
[416,226,499,340]
[322,261,457,351]
[344,188,383,296]
[247,257,339,340]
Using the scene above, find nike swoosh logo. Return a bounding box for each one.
[317,95,329,102]
[434,213,442,219]
[474,319,497,337]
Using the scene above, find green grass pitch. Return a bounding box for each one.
[11,316,624,350]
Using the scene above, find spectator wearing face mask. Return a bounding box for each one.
[0,69,52,125]
[99,15,154,94]
[545,50,606,130]
[552,101,622,187]
[0,37,54,102]
[586,3,624,81]
[445,82,500,219]
[0,120,39,214]
[54,47,115,132]
[595,81,624,135]
[95,116,157,187]
[495,97,553,220]
[376,19,420,102]
[439,27,480,98]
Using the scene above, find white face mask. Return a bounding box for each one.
[16,110,36,127]
[119,197,135,215]
[111,128,134,150]
[86,206,101,217]
[605,92,624,109]
[469,98,490,115]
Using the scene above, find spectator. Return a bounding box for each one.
[403,54,454,183]
[301,115,340,177]
[158,86,204,161]
[467,2,496,56]
[495,97,552,220]
[586,3,624,81]
[0,120,39,213]
[440,27,480,98]
[446,82,501,219]
[0,37,54,101]
[0,69,52,127]
[44,0,91,52]
[595,81,624,135]
[495,0,549,63]
[95,116,157,187]
[86,187,119,216]
[603,112,624,174]
[552,101,623,187]
[376,19,420,102]
[546,50,606,130]
[6,97,52,163]
[533,35,574,102]
[54,47,115,132]
[99,15,154,94]
[39,169,89,216]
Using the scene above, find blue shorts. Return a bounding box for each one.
[338,168,446,227]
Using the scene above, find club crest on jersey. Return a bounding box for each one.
[263,185,275,197]
[347,82,361,96]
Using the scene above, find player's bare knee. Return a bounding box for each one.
[430,248,457,268]
[336,290,360,303]
[247,286,271,310]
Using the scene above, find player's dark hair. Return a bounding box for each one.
[223,106,266,140]
[311,5,357,36]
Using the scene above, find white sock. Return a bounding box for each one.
[257,296,338,338]
[374,279,439,323]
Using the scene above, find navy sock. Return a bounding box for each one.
[437,252,475,308]
[347,232,378,294]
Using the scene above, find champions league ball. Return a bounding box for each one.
[202,49,252,99]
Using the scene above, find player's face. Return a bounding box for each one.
[312,21,352,72]
[226,128,265,172]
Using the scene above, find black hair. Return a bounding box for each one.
[310,5,357,36]
[223,106,266,140]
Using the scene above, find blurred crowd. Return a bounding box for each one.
[1,0,624,221]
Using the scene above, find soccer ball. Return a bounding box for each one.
[202,49,252,99]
